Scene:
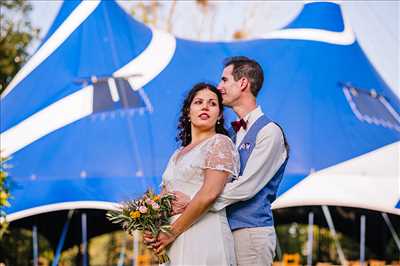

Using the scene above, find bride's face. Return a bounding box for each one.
[189,88,220,132]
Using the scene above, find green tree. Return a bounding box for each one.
[0,0,39,94]
[0,227,53,266]
[0,155,11,238]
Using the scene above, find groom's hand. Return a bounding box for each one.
[153,231,176,254]
[171,191,190,215]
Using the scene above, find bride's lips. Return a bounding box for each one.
[199,113,210,119]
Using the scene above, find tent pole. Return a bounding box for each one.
[360,215,366,266]
[133,230,139,266]
[52,210,74,266]
[275,233,282,261]
[81,213,88,266]
[381,213,400,251]
[117,235,127,266]
[132,235,134,266]
[32,225,38,266]
[321,205,347,265]
[306,212,314,266]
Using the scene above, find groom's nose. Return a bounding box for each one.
[217,83,223,92]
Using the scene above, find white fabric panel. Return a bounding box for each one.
[4,201,120,222]
[113,27,176,90]
[272,141,400,215]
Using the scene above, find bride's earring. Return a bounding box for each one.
[217,120,220,125]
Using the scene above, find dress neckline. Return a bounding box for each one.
[174,134,217,165]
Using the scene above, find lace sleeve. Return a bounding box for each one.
[202,134,239,177]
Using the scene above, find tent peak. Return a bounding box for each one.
[285,1,345,32]
[257,1,355,45]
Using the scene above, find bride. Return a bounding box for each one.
[147,82,239,265]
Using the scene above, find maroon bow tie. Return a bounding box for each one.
[231,119,247,132]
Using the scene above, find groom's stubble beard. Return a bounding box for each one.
[223,102,234,109]
[223,101,233,108]
[221,95,236,109]
[223,96,241,110]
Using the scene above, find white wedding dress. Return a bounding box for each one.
[162,134,240,266]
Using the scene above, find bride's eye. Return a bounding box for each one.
[194,99,202,104]
[208,100,217,107]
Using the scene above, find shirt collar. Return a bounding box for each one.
[240,106,263,131]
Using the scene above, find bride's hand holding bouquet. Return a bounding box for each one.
[106,189,174,263]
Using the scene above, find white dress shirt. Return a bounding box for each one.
[212,106,287,211]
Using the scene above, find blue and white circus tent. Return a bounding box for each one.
[1,0,399,234]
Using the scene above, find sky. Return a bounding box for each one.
[27,0,399,97]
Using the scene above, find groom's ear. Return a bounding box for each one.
[240,77,249,91]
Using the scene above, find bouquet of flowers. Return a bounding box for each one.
[106,189,174,263]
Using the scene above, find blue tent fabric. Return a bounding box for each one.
[284,2,344,31]
[39,1,82,46]
[1,0,152,132]
[1,1,399,218]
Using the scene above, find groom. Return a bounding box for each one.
[212,56,288,265]
[165,56,288,266]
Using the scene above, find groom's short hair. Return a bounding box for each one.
[223,56,264,97]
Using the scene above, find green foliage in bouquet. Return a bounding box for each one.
[106,189,175,263]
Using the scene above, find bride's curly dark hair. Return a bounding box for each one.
[177,82,229,147]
